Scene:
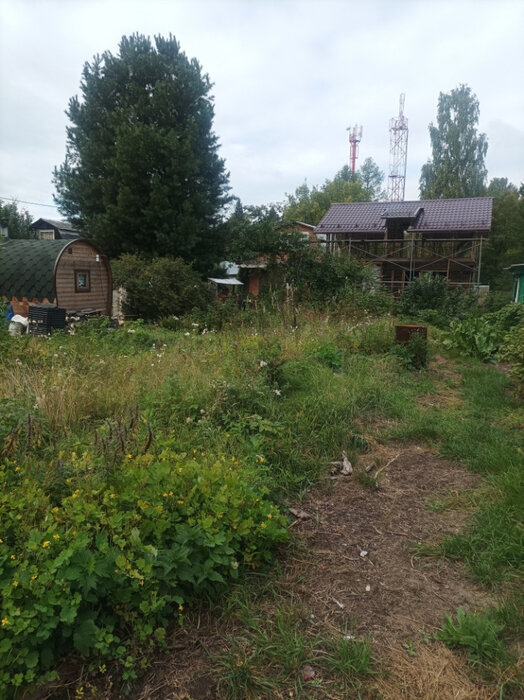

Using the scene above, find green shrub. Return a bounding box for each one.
[399,273,477,326]
[112,254,212,321]
[285,248,369,304]
[0,449,288,693]
[389,330,428,369]
[443,303,524,361]
[499,325,524,397]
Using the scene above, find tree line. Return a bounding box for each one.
[4,35,522,292]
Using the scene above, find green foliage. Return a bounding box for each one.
[53,33,229,268]
[437,607,507,667]
[481,179,524,290]
[499,325,524,397]
[285,247,370,304]
[399,273,477,326]
[0,448,288,693]
[225,203,308,264]
[0,200,34,239]
[390,331,428,370]
[281,157,385,227]
[443,303,524,361]
[215,596,375,699]
[112,254,212,321]
[420,84,488,199]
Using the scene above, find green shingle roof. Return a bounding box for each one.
[0,239,71,301]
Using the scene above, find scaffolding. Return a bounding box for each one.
[326,232,484,294]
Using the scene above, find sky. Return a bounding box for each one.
[0,0,523,223]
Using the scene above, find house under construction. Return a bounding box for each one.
[314,197,493,293]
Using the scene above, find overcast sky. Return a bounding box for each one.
[1,0,523,223]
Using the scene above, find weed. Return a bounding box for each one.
[436,607,508,668]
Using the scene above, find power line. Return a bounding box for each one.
[0,195,59,209]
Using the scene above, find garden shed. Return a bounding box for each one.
[506,263,524,303]
[0,238,112,316]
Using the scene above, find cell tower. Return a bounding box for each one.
[346,124,363,175]
[387,94,409,201]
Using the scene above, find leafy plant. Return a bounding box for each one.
[443,303,524,361]
[437,607,507,667]
[499,325,524,397]
[0,448,288,693]
[112,254,212,321]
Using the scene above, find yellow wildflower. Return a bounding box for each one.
[53,534,60,540]
[1,618,9,627]
[10,554,15,560]
[178,604,184,612]
[14,466,21,472]
[12,580,19,587]
[30,575,37,582]
[42,541,50,548]
[260,522,267,529]
[163,492,168,498]
[52,507,59,513]
[139,579,144,586]
[267,514,273,519]
[110,493,116,499]
[177,500,184,505]
[0,538,3,544]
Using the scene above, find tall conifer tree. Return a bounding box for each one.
[54,34,229,268]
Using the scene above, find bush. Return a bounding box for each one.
[399,273,477,326]
[443,303,524,361]
[284,248,369,304]
[500,325,524,397]
[0,449,288,692]
[112,255,212,321]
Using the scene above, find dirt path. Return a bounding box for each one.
[128,447,496,699]
[286,446,490,645]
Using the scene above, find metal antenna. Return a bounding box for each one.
[387,94,408,201]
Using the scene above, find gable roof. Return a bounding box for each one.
[0,239,71,301]
[315,198,493,236]
[30,218,81,239]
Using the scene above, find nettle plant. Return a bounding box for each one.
[0,448,288,692]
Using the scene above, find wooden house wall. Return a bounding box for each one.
[55,241,111,314]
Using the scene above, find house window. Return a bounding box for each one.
[39,230,55,240]
[75,270,91,292]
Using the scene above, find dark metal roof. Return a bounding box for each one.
[315,198,493,235]
[31,218,78,232]
[30,218,81,239]
[0,239,71,301]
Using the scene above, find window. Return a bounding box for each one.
[75,270,91,292]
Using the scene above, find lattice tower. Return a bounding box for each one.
[387,94,409,201]
[347,125,363,175]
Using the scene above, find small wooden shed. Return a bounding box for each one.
[0,239,112,316]
[507,263,524,303]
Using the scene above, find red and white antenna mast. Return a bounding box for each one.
[346,124,363,175]
[387,94,409,201]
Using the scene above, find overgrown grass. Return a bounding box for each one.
[214,580,376,699]
[1,309,522,696]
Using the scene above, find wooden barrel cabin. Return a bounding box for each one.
[0,239,112,316]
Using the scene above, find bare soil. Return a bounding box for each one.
[121,447,496,700]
